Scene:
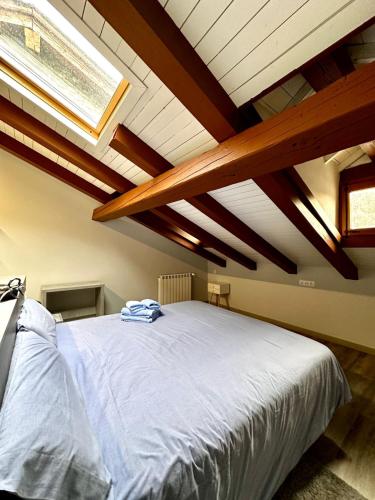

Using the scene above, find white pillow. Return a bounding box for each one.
[17,298,57,345]
[0,331,111,500]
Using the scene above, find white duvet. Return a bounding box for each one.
[56,301,351,500]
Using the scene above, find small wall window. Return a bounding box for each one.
[339,165,375,247]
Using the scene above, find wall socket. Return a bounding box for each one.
[298,279,315,288]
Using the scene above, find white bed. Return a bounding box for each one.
[55,300,350,500]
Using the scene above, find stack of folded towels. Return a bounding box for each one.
[120,299,162,323]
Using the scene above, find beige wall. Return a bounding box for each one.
[295,157,339,226]
[0,149,207,312]
[209,273,375,351]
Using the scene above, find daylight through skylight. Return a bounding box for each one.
[0,0,127,137]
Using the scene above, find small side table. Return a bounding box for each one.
[208,282,230,309]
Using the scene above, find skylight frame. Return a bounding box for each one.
[0,0,130,143]
[0,57,129,141]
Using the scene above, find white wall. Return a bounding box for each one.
[0,149,208,312]
[295,157,339,226]
[209,273,375,351]
[295,158,340,225]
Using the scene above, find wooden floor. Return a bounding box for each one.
[308,341,375,499]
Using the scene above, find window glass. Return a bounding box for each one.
[349,187,375,230]
[0,0,123,128]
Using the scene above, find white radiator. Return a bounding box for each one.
[157,273,194,305]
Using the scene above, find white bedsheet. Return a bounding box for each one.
[56,301,350,500]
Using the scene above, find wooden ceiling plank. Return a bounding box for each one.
[89,0,254,140]
[92,62,375,220]
[111,125,297,273]
[0,131,225,267]
[239,17,374,105]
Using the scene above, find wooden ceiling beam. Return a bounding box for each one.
[132,211,226,266]
[93,63,375,220]
[89,0,259,140]
[92,0,360,278]
[0,132,225,267]
[0,97,230,265]
[256,170,358,279]
[188,194,296,273]
[302,47,355,92]
[153,206,257,270]
[0,131,112,204]
[111,125,296,272]
[0,96,133,193]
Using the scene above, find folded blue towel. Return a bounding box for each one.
[121,314,154,323]
[141,299,161,310]
[121,307,158,318]
[126,300,146,313]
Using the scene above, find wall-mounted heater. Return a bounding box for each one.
[157,273,195,305]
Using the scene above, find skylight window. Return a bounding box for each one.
[0,0,128,142]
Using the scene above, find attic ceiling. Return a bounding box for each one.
[0,0,374,276]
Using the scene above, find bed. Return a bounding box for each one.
[54,300,350,500]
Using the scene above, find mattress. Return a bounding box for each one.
[56,301,350,500]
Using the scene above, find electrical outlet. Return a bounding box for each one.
[298,280,315,288]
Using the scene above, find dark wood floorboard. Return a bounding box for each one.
[310,341,375,499]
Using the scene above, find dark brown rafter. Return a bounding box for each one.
[302,47,355,92]
[153,206,257,270]
[90,1,370,280]
[90,0,254,140]
[0,97,133,193]
[255,170,358,279]
[111,125,295,273]
[93,63,375,219]
[0,130,226,266]
[0,131,113,204]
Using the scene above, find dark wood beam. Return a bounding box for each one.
[0,131,112,204]
[0,97,230,265]
[93,63,375,220]
[129,212,226,266]
[111,125,296,272]
[302,47,355,92]
[188,194,296,273]
[153,206,256,270]
[89,0,257,140]
[0,96,133,193]
[256,170,358,279]
[0,131,225,266]
[92,0,360,277]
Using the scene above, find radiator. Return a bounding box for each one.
[157,273,194,305]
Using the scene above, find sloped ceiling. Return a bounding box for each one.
[1,0,374,273]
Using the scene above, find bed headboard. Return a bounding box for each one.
[0,279,25,408]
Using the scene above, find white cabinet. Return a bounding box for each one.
[41,281,104,321]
